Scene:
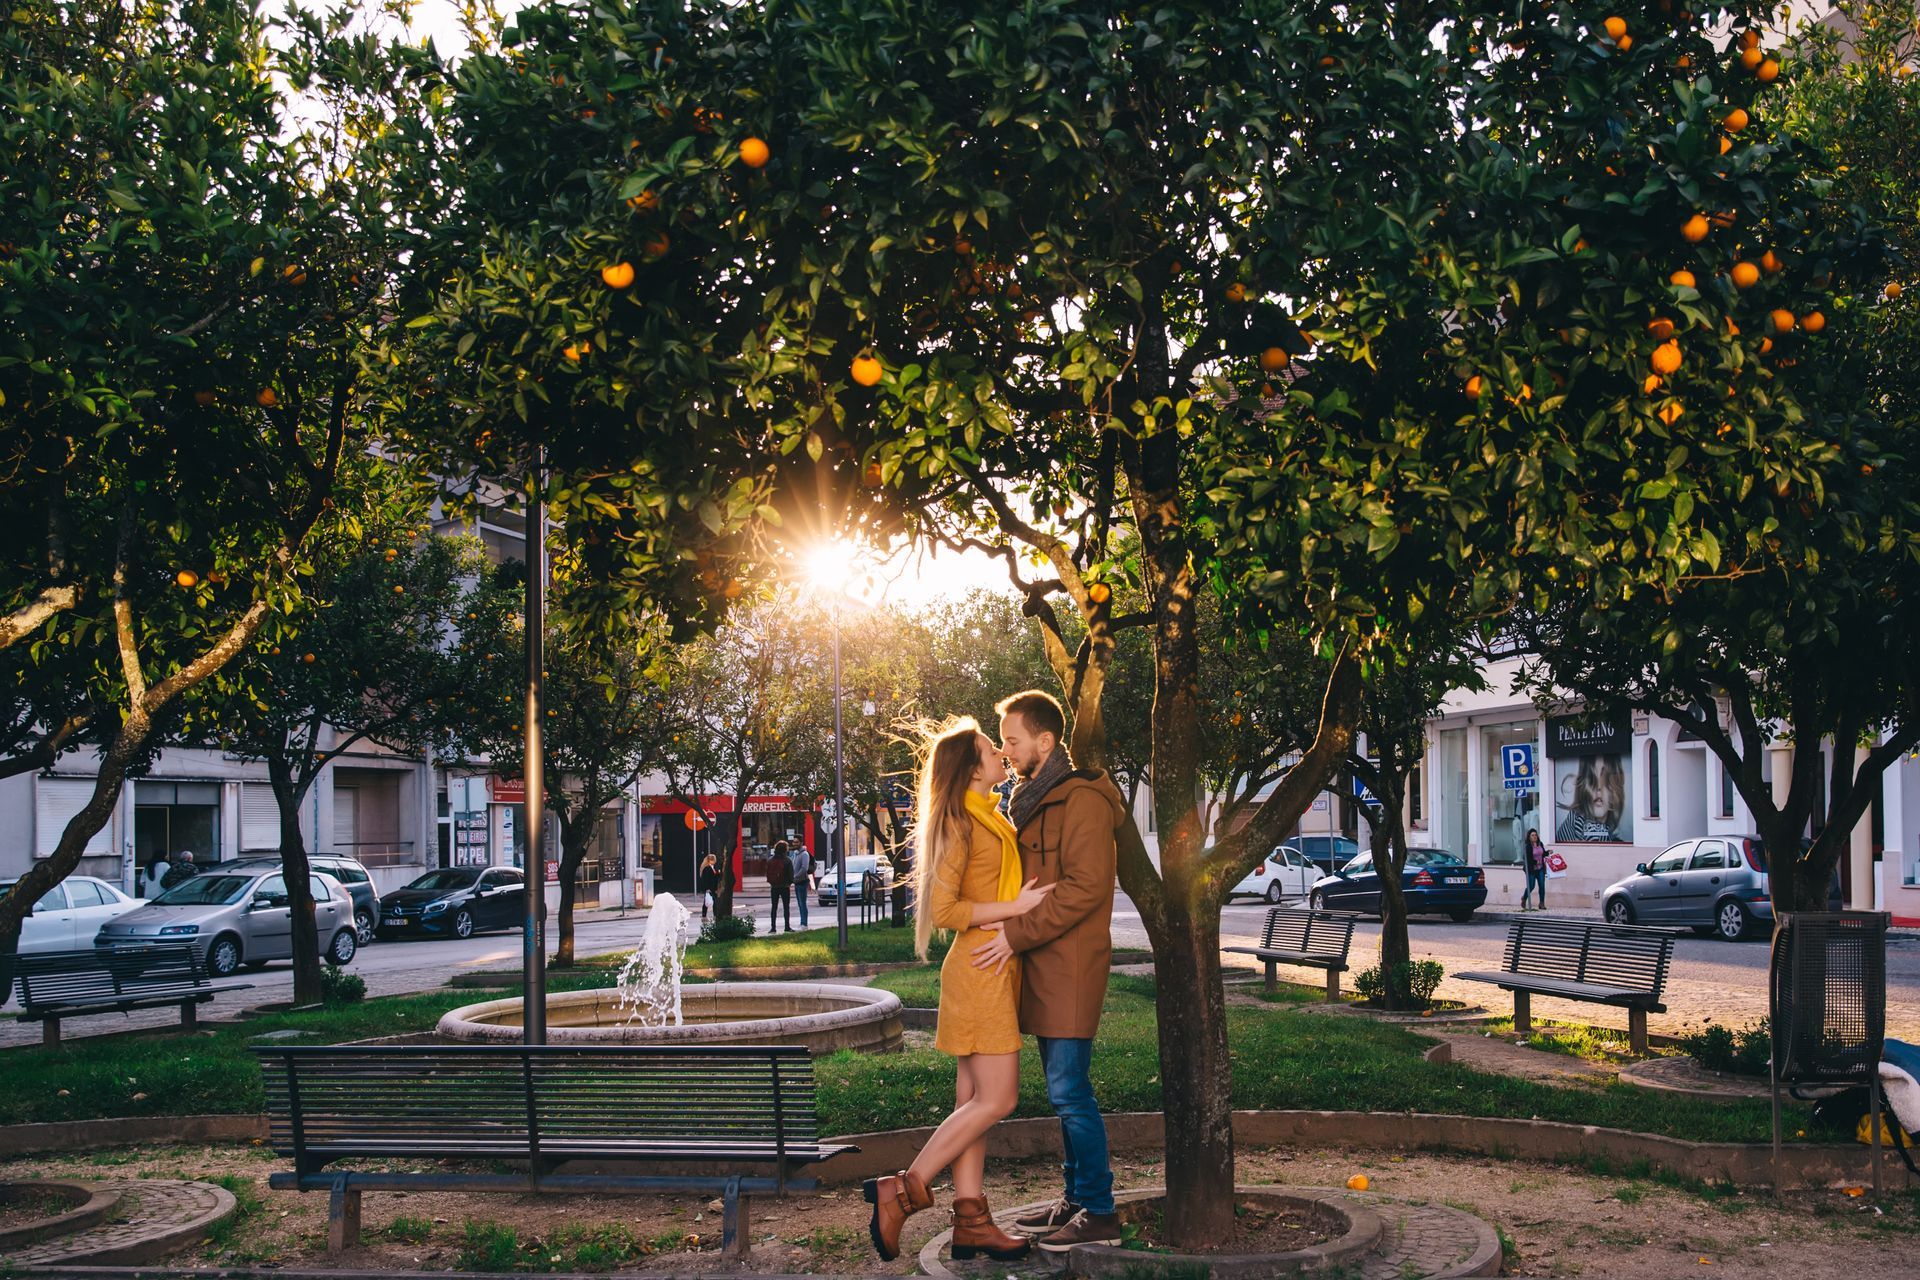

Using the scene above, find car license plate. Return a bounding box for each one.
[1445,877,1467,885]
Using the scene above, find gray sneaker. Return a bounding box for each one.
[1038,1209,1124,1252]
[1011,1196,1079,1234]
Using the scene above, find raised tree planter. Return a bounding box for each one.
[1620,1054,1770,1101]
[1071,1187,1380,1279]
[0,1180,118,1250]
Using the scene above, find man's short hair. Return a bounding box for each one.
[995,689,1067,743]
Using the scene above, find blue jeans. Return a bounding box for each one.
[1037,1036,1114,1215]
[796,879,809,928]
[1523,867,1548,909]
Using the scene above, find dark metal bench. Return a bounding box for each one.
[1223,907,1359,1001]
[1458,917,1674,1053]
[255,1043,855,1258]
[13,945,253,1046]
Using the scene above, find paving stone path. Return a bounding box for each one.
[3,1178,235,1265]
[920,1187,1500,1278]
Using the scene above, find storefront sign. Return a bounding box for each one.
[1546,715,1630,758]
[1501,744,1538,791]
[489,776,526,803]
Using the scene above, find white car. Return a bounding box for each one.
[816,855,891,905]
[0,876,145,954]
[1229,844,1321,904]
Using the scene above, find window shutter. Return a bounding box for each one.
[241,784,282,852]
[35,778,112,858]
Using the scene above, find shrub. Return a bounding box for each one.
[1353,960,1445,1008]
[1679,1020,1771,1077]
[319,962,366,1006]
[698,913,756,944]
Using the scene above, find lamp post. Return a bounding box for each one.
[522,445,547,1045]
[830,597,849,952]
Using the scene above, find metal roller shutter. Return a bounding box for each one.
[35,777,113,858]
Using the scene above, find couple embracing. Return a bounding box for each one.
[864,690,1128,1262]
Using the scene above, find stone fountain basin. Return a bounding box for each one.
[436,982,904,1055]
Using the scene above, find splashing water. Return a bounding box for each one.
[613,891,692,1027]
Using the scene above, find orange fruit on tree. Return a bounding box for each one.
[1650,341,1683,375]
[1669,269,1697,288]
[1465,374,1485,399]
[1724,107,1750,132]
[1709,209,1737,229]
[850,354,884,386]
[1885,281,1903,299]
[862,462,884,488]
[1801,310,1825,333]
[393,584,405,595]
[303,652,317,665]
[1224,282,1249,303]
[193,389,216,406]
[1759,337,1773,353]
[1681,214,1710,242]
[1730,261,1760,288]
[1318,55,1336,68]
[600,262,636,289]
[1647,317,1676,340]
[641,232,670,258]
[1676,54,1692,69]
[384,548,398,560]
[1086,582,1111,604]
[1740,46,1764,70]
[739,136,770,168]
[1740,29,1760,50]
[1659,401,1684,424]
[1604,16,1627,39]
[562,341,590,361]
[1644,374,1663,394]
[1760,250,1783,275]
[175,569,199,589]
[1616,34,1633,52]
[1757,58,1779,82]
[1770,308,1797,333]
[1258,346,1289,372]
[1719,136,1733,155]
[626,189,659,212]
[256,387,278,408]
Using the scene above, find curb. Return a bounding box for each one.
[0,1115,267,1160]
[0,1181,121,1250]
[6,1181,238,1267]
[4,1271,829,1280]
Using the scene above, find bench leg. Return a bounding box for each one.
[1264,959,1277,994]
[721,1176,750,1260]
[1627,1008,1649,1056]
[1512,991,1531,1038]
[42,1017,60,1048]
[181,1000,198,1029]
[1324,968,1341,1003]
[327,1178,362,1253]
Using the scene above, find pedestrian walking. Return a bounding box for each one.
[159,850,199,891]
[766,840,795,932]
[789,839,813,929]
[696,853,720,921]
[1522,828,1551,911]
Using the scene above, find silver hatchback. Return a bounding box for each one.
[95,867,357,976]
[1602,835,1773,941]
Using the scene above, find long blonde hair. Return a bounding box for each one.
[913,716,985,960]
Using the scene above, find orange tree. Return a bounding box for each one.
[424,0,1869,1242]
[1514,5,1920,914]
[0,0,448,959]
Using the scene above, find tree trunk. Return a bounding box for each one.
[553,810,594,968]
[1372,803,1414,1010]
[268,756,327,1007]
[1150,884,1236,1244]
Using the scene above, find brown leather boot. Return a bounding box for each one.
[950,1196,1032,1262]
[861,1168,932,1261]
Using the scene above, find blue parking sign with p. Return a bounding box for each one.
[1502,744,1536,790]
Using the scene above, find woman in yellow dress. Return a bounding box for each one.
[863,717,1051,1262]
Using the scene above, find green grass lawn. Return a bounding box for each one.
[0,972,1802,1149]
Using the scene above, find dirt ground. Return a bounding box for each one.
[5,1139,1918,1276]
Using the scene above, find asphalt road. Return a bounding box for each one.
[7,895,1919,1047]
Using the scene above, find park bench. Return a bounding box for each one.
[1223,907,1358,1001]
[1458,917,1674,1053]
[254,1043,855,1258]
[12,944,253,1046]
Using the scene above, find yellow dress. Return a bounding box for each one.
[931,797,1023,1057]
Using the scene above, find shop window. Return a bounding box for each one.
[1481,721,1541,864]
[1719,762,1736,818]
[1551,752,1634,844]
[1408,761,1425,829]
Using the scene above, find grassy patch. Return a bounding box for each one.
[1481,1017,1637,1063]
[383,1215,435,1244]
[199,1172,264,1252]
[868,967,942,1008]
[450,1220,697,1272]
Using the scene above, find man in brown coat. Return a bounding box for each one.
[972,689,1127,1252]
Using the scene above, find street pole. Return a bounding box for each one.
[832,603,848,952]
[522,445,547,1045]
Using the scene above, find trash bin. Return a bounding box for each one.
[891,882,912,928]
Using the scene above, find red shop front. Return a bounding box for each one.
[637,795,818,897]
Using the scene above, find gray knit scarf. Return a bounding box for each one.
[1009,746,1075,830]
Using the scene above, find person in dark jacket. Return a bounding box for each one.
[767,840,795,932]
[696,854,720,920]
[159,851,199,891]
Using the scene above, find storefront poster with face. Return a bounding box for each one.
[1547,716,1633,844]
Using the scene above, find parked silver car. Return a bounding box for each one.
[1602,835,1774,940]
[95,868,357,976]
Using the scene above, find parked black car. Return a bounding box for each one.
[377,866,525,940]
[1283,835,1362,876]
[1307,846,1487,922]
[220,854,382,944]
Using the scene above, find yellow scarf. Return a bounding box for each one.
[964,789,1025,903]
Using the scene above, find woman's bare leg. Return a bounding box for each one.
[906,1051,1020,1194]
[950,1058,989,1200]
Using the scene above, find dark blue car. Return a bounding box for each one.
[1307,847,1487,923]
